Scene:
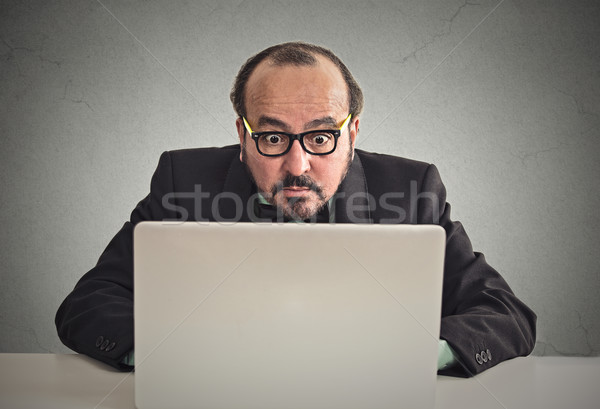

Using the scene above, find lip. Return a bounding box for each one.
[283,187,310,197]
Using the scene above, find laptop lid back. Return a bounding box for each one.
[134,222,445,409]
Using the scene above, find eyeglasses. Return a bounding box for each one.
[242,114,352,157]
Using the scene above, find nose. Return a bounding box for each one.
[283,140,311,176]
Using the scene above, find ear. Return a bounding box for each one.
[349,117,359,159]
[235,117,245,161]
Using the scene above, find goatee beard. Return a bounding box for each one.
[270,173,326,220]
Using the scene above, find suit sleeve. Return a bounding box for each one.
[417,164,537,377]
[55,151,176,371]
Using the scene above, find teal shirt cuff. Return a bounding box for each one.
[437,339,458,370]
[121,350,135,367]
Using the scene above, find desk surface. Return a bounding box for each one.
[0,354,598,409]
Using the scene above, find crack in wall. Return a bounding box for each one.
[509,142,566,165]
[0,35,64,76]
[533,310,597,357]
[0,319,51,353]
[574,310,595,355]
[535,341,596,357]
[397,0,481,64]
[444,0,482,24]
[1,36,30,77]
[1,36,34,55]
[554,87,599,119]
[61,80,94,112]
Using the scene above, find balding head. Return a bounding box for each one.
[230,42,363,120]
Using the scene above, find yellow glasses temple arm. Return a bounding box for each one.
[339,114,352,130]
[242,117,254,134]
[244,114,351,134]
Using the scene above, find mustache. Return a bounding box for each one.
[271,174,326,200]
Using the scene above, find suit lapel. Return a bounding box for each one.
[221,155,254,222]
[332,153,372,224]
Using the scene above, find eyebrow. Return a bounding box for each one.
[257,116,291,131]
[256,116,339,132]
[305,116,338,129]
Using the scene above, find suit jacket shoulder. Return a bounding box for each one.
[159,145,240,193]
[355,149,444,224]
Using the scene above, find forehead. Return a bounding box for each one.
[244,55,349,121]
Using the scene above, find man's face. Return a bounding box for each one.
[236,56,359,220]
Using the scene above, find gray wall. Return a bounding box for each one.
[1,0,598,356]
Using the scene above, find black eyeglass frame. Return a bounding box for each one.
[242,114,352,157]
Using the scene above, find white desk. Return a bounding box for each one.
[0,354,598,409]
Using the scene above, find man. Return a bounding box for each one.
[56,42,536,377]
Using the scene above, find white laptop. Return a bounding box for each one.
[134,222,445,409]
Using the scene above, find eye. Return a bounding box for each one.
[260,134,287,145]
[306,133,332,145]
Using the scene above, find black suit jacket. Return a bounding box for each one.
[55,145,536,376]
